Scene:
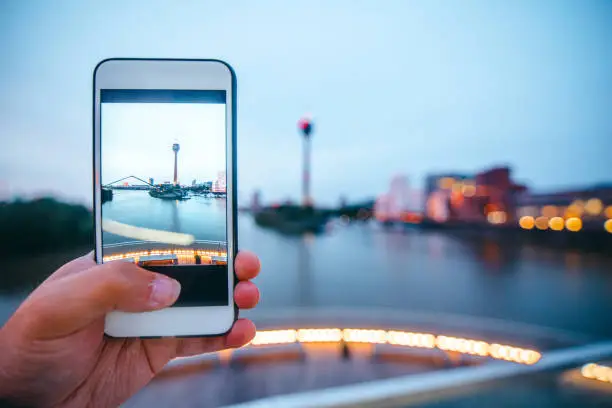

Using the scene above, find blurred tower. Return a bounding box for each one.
[172,143,180,185]
[298,115,314,207]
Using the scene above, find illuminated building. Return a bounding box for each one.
[426,191,450,223]
[425,173,470,199]
[424,173,470,222]
[424,167,526,224]
[474,167,527,223]
[424,169,612,231]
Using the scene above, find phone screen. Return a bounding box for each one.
[100,89,230,307]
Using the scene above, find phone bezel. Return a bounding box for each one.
[93,58,238,338]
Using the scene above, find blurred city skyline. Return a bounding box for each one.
[1,0,611,206]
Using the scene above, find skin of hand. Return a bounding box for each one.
[0,251,261,408]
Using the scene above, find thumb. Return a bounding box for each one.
[14,261,181,339]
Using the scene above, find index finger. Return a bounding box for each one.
[234,251,260,281]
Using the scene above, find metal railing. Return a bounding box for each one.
[103,239,226,248]
[222,341,612,408]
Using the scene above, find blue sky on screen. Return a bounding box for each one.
[101,103,226,185]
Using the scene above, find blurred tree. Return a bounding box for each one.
[0,198,93,255]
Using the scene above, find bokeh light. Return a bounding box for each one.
[452,183,463,194]
[519,216,535,230]
[565,217,583,232]
[438,177,454,190]
[605,219,612,234]
[248,328,541,365]
[535,216,549,230]
[584,198,603,216]
[462,184,476,197]
[565,204,583,218]
[605,205,612,219]
[581,363,612,383]
[549,217,564,231]
[487,211,507,225]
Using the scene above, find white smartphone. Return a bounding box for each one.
[93,59,237,337]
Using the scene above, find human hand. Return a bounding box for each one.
[0,251,261,408]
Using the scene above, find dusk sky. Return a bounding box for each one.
[1,0,611,206]
[102,103,226,185]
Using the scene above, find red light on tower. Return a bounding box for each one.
[298,116,313,137]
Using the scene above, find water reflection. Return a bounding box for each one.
[427,234,446,261]
[172,199,181,232]
[455,236,521,274]
[102,190,226,244]
[297,234,314,307]
[241,218,612,338]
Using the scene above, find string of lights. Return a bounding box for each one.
[247,328,541,365]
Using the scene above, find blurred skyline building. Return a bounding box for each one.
[374,174,423,223]
[251,190,261,211]
[424,167,527,224]
[422,166,611,233]
[212,171,226,194]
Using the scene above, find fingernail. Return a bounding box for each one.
[149,277,181,306]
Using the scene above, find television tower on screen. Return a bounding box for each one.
[172,143,180,185]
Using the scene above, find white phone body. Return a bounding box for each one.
[94,59,237,338]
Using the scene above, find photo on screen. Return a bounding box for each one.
[100,90,228,269]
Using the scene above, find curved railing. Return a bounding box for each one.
[220,341,612,408]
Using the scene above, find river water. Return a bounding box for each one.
[242,217,612,339]
[102,190,226,244]
[2,192,611,339]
